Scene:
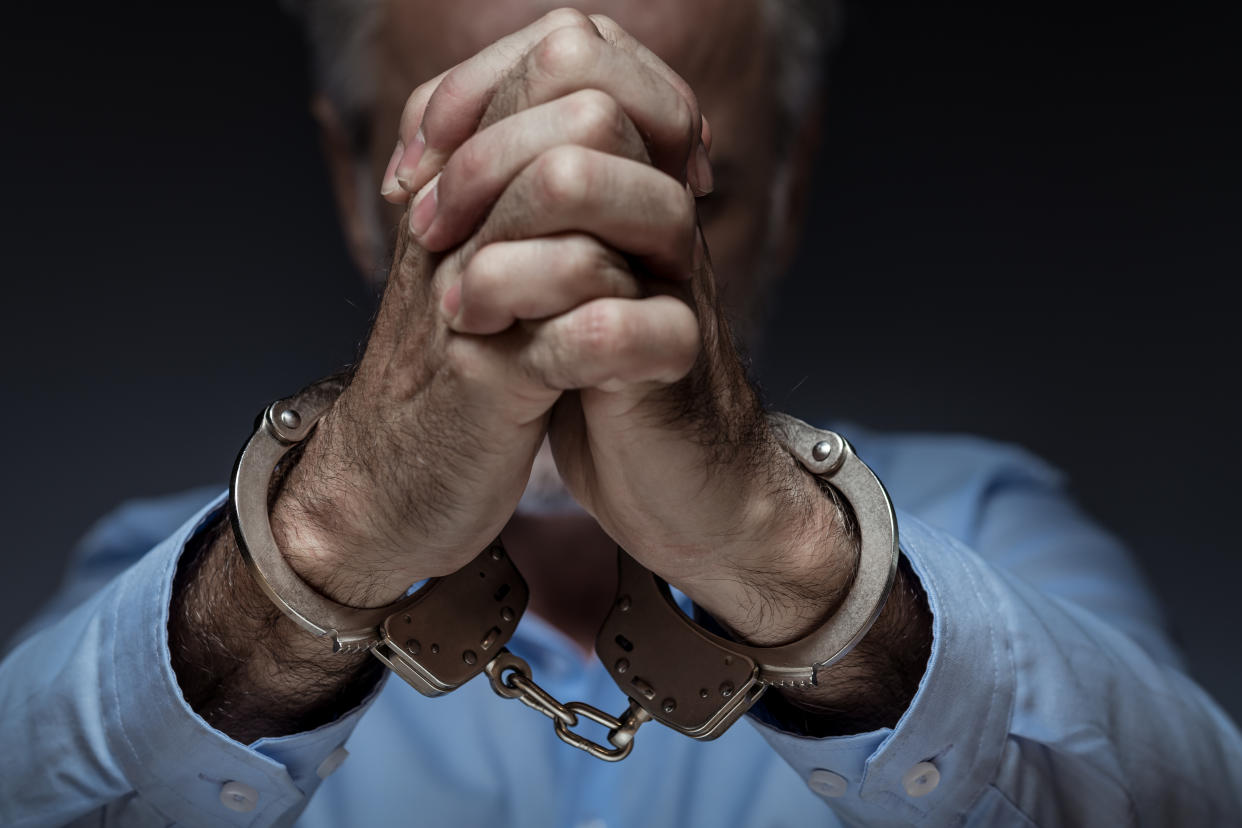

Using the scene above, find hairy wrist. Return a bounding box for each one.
[270,408,420,608]
[169,514,385,744]
[766,554,933,735]
[679,452,861,647]
[675,446,931,734]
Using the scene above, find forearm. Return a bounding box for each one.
[169,513,385,744]
[0,491,375,827]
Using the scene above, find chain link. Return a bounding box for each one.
[484,650,651,762]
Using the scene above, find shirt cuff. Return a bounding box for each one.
[748,510,1016,824]
[103,492,384,826]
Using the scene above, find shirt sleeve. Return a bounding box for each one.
[748,446,1242,826]
[0,492,385,828]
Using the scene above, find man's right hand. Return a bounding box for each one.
[268,233,566,608]
[269,8,709,610]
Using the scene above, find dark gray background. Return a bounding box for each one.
[2,3,1238,724]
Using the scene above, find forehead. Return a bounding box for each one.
[383,0,766,101]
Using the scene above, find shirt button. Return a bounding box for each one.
[807,768,848,798]
[317,745,350,779]
[219,780,259,813]
[901,761,941,797]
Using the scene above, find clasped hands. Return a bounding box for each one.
[274,9,856,648]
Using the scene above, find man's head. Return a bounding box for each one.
[288,0,837,335]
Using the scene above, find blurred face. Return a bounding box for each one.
[352,0,800,325]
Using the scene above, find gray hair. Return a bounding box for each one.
[283,0,841,154]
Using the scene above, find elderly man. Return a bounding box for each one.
[2,2,1240,826]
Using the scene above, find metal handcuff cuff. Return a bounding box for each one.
[230,377,899,762]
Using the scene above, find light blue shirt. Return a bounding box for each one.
[2,426,1240,826]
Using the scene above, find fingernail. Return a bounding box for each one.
[440,281,462,320]
[395,129,426,190]
[409,173,439,238]
[693,143,714,195]
[380,140,404,198]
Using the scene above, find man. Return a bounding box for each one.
[1,2,1240,826]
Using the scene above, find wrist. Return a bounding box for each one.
[767,555,932,734]
[678,459,860,647]
[170,514,383,742]
[270,414,420,608]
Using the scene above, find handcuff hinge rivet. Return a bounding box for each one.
[812,440,832,462]
[615,659,630,674]
[632,678,655,700]
[463,650,478,666]
[279,409,302,429]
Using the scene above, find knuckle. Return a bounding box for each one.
[533,146,591,206]
[462,244,507,300]
[531,26,599,78]
[541,7,595,33]
[447,139,488,189]
[574,302,629,362]
[564,89,625,147]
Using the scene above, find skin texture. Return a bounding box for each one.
[170,3,931,746]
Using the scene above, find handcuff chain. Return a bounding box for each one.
[233,378,897,760]
[483,650,650,762]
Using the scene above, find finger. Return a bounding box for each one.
[442,146,697,281]
[398,8,605,194]
[414,89,649,250]
[446,234,641,335]
[478,25,699,186]
[381,68,451,202]
[518,295,700,392]
[586,15,712,193]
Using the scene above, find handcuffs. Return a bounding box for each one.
[230,377,899,761]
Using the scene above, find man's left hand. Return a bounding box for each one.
[380,10,856,647]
